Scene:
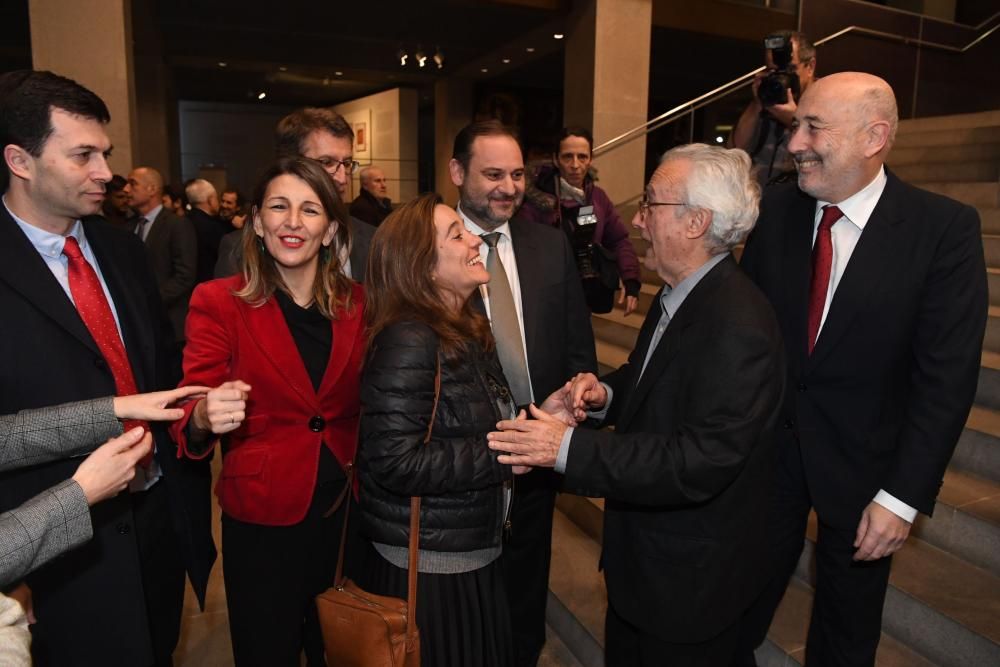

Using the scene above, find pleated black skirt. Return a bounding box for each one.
[356,544,514,667]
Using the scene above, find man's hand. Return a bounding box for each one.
[113,385,210,422]
[192,380,251,434]
[71,427,153,505]
[539,383,580,426]
[764,88,797,127]
[7,582,35,624]
[568,373,607,419]
[489,404,567,470]
[853,501,912,561]
[617,288,638,316]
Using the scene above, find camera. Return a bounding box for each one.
[758,34,800,107]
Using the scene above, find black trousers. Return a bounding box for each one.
[737,441,893,667]
[605,601,743,667]
[221,477,347,667]
[500,468,557,667]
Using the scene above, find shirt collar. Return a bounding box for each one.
[659,252,728,320]
[143,204,164,222]
[457,204,511,240]
[817,165,887,232]
[3,195,85,259]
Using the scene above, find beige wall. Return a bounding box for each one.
[433,78,475,206]
[29,0,138,175]
[333,88,419,205]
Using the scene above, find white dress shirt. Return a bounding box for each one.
[458,206,535,403]
[812,167,916,523]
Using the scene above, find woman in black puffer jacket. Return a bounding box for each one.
[358,193,515,667]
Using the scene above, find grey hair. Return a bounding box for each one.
[358,166,375,186]
[184,178,217,205]
[660,143,760,254]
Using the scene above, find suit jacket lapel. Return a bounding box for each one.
[781,190,817,369]
[317,300,364,398]
[808,175,902,369]
[0,208,101,356]
[144,208,169,248]
[239,296,319,408]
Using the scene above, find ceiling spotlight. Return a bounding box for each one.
[502,58,511,64]
[257,92,267,100]
[218,61,228,68]
[481,68,489,73]
[553,33,564,40]
[335,71,343,76]
[397,48,408,66]
[278,66,287,72]
[416,47,427,68]
[433,47,445,70]
[525,47,535,53]
[715,136,724,144]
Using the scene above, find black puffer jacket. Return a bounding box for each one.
[358,320,513,552]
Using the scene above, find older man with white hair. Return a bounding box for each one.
[184,178,228,283]
[490,143,786,666]
[349,165,392,226]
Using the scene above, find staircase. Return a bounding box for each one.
[545,109,1000,666]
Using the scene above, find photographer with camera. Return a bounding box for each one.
[729,30,816,187]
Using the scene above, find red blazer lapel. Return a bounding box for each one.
[238,295,318,408]
[317,286,365,398]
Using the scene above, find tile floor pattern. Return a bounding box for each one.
[174,457,580,666]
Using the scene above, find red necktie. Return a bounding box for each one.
[62,236,151,465]
[806,205,842,355]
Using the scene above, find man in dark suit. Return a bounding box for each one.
[125,165,197,350]
[448,120,597,666]
[0,70,215,666]
[275,106,374,280]
[183,178,228,283]
[738,72,987,665]
[489,143,785,666]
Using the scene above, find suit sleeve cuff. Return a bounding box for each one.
[554,427,574,474]
[873,489,918,523]
[585,383,614,421]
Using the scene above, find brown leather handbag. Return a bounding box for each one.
[315,357,441,667]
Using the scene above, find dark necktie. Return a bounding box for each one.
[806,205,843,354]
[135,217,150,241]
[480,233,532,406]
[62,237,150,464]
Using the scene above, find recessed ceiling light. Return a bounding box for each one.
[502,58,511,64]
[525,47,535,53]
[257,92,267,100]
[218,61,228,67]
[335,71,343,76]
[278,66,287,72]
[481,68,489,73]
[553,33,564,40]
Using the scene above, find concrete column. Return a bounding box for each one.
[564,0,652,205]
[29,0,138,176]
[434,78,475,206]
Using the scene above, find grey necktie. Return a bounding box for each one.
[481,232,532,406]
[135,217,150,241]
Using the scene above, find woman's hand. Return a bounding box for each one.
[192,380,252,435]
[112,386,210,422]
[71,427,152,505]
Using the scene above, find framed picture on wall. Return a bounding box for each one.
[343,109,372,162]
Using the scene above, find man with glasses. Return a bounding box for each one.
[489,143,785,666]
[729,30,816,187]
[274,106,374,281]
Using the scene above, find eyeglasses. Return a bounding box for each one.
[638,197,687,219]
[315,157,361,175]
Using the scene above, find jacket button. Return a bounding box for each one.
[796,383,807,392]
[783,419,795,429]
[116,522,130,535]
[308,416,325,432]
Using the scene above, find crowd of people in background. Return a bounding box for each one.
[0,43,988,667]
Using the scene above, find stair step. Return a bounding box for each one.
[917,181,999,208]
[987,306,1000,355]
[595,338,629,371]
[756,579,936,667]
[798,515,1000,666]
[981,207,1000,235]
[912,467,1000,576]
[889,132,1000,164]
[540,624,586,667]
[990,268,1000,307]
[979,352,1000,410]
[952,406,1000,483]
[896,109,1000,134]
[892,159,999,184]
[985,235,1000,268]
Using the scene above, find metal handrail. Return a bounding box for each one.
[592,12,1000,157]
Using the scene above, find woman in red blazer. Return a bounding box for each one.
[170,157,364,666]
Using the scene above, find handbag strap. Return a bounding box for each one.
[332,351,441,647]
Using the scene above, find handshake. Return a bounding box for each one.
[487,372,607,473]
